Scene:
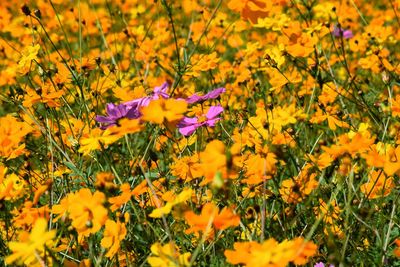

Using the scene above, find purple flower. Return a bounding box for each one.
[332,25,353,39]
[124,82,170,110]
[95,103,140,129]
[185,87,226,104]
[314,262,335,267]
[153,82,169,99]
[178,105,224,136]
[96,82,170,129]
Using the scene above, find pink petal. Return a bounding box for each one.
[179,125,199,136]
[206,105,224,119]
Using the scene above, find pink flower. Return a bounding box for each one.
[332,25,353,39]
[178,105,224,136]
[185,87,226,104]
[124,82,170,109]
[96,82,170,129]
[314,262,335,267]
[95,103,140,129]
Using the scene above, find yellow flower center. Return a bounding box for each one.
[198,116,207,123]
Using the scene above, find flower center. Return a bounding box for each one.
[198,116,207,123]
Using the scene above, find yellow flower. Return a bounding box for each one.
[52,188,108,237]
[185,52,220,77]
[225,237,317,266]
[18,44,40,74]
[6,218,55,266]
[79,128,120,155]
[141,99,187,124]
[360,170,395,199]
[199,140,227,185]
[0,166,26,201]
[148,242,191,267]
[101,220,127,258]
[149,188,193,218]
[0,115,31,160]
[108,118,143,136]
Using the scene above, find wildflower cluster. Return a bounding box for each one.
[0,0,399,266]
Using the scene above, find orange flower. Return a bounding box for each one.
[279,164,318,204]
[149,188,193,218]
[199,140,227,185]
[0,165,26,201]
[6,218,56,266]
[314,199,344,237]
[101,220,127,258]
[78,128,120,155]
[17,44,40,74]
[170,154,202,182]
[0,115,31,160]
[243,151,277,185]
[141,99,187,124]
[360,170,395,199]
[107,118,143,137]
[390,95,400,117]
[383,146,400,176]
[184,203,240,237]
[228,0,270,23]
[283,31,317,58]
[186,52,220,77]
[52,189,108,237]
[22,83,64,108]
[394,238,400,258]
[225,237,317,266]
[310,106,349,131]
[108,183,133,211]
[148,242,191,267]
[95,172,116,189]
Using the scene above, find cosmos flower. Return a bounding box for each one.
[124,82,170,109]
[95,103,140,129]
[185,87,226,104]
[178,105,224,136]
[96,82,170,129]
[314,262,335,267]
[332,25,353,39]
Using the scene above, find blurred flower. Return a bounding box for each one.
[199,140,227,185]
[394,238,400,258]
[225,237,317,266]
[314,262,335,267]
[185,52,220,77]
[227,0,269,24]
[149,188,193,218]
[332,25,353,39]
[178,105,224,136]
[141,98,187,124]
[0,165,26,201]
[360,170,395,199]
[0,115,31,160]
[184,202,240,238]
[6,218,55,266]
[18,44,40,74]
[101,220,127,258]
[148,242,191,267]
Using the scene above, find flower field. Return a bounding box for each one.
[0,0,400,266]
